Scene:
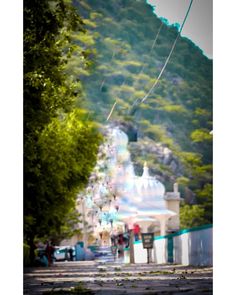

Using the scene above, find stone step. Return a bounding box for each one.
[95,246,116,263]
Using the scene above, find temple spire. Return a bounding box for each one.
[142,161,150,178]
[174,182,178,193]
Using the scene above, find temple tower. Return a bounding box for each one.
[164,183,183,232]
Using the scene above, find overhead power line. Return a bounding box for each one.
[106,0,194,121]
[129,22,164,110]
[106,22,164,122]
[106,100,117,121]
[139,0,194,105]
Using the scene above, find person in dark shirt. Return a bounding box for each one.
[68,247,73,261]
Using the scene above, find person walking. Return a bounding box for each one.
[68,247,73,261]
[45,241,55,266]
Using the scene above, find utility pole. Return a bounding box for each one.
[129,230,135,264]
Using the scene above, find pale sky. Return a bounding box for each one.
[147,0,213,59]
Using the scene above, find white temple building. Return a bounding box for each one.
[71,127,183,247]
[60,129,212,267]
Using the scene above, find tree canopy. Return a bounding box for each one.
[24,0,102,258]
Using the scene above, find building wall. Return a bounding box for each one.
[173,226,213,266]
[133,225,213,266]
[133,241,155,263]
[154,238,168,264]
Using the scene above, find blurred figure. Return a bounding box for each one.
[123,231,130,248]
[110,234,117,246]
[133,223,141,241]
[117,234,124,258]
[45,241,55,266]
[68,247,73,261]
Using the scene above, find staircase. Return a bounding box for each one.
[94,245,116,263]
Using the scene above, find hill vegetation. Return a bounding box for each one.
[70,0,213,227]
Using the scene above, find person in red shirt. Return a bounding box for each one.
[45,241,55,266]
[133,223,141,241]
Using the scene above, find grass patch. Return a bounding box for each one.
[148,270,171,275]
[43,283,94,295]
[131,285,137,288]
[98,267,107,272]
[120,272,132,276]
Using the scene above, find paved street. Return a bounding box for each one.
[24,261,212,294]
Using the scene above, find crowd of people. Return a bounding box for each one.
[109,223,141,258]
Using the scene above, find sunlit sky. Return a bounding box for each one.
[146,0,213,59]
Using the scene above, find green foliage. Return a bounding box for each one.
[179,151,202,167]
[195,183,213,223]
[39,110,101,192]
[143,123,175,148]
[24,243,30,266]
[180,204,206,228]
[192,164,212,183]
[158,104,188,114]
[190,129,212,142]
[28,110,102,241]
[43,282,94,294]
[176,177,190,186]
[24,0,102,255]
[83,19,97,28]
[194,107,211,117]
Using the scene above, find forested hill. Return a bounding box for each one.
[70,0,213,226]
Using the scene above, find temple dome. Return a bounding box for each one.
[137,162,165,197]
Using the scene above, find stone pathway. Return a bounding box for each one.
[24,261,212,294]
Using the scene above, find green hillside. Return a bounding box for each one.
[69,0,212,225]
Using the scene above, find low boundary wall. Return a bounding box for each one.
[133,224,213,266]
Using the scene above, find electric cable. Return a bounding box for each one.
[138,0,194,105]
[106,21,164,121]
